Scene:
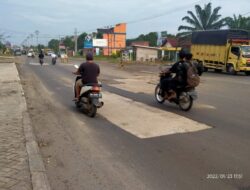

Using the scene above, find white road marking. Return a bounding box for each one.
[99,92,211,139]
[195,104,216,110]
[29,62,49,66]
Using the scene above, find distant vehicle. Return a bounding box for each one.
[44,48,53,55]
[22,50,27,55]
[50,53,57,58]
[47,51,54,56]
[27,50,35,57]
[14,49,22,56]
[51,53,57,65]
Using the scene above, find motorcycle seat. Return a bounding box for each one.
[84,83,102,87]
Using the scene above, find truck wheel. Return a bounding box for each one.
[203,67,208,72]
[227,64,237,75]
[214,69,222,73]
[245,71,250,76]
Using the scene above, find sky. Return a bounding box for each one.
[0,0,249,45]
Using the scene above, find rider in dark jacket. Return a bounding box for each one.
[38,50,44,59]
[160,50,188,100]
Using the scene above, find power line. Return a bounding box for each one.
[76,0,208,36]
[127,0,207,24]
[242,11,250,16]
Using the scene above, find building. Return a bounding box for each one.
[98,23,126,56]
[132,45,161,62]
[161,37,181,62]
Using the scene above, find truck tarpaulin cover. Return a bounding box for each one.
[192,29,250,45]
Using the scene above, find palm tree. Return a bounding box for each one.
[30,34,34,46]
[178,3,226,37]
[225,14,250,30]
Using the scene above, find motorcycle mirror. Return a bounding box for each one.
[74,65,79,69]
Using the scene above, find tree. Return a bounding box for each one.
[37,44,45,52]
[96,31,103,39]
[178,3,226,37]
[127,32,158,46]
[48,39,59,52]
[0,41,4,52]
[63,36,74,50]
[0,33,4,42]
[77,32,87,50]
[225,14,250,30]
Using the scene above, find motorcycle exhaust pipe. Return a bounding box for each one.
[95,101,104,108]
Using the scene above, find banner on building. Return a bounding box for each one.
[84,34,93,49]
[93,39,108,47]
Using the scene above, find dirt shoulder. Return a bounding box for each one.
[16,63,94,190]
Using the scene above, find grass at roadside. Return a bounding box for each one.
[0,54,13,57]
[0,55,15,63]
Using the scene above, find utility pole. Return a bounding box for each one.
[58,35,61,54]
[35,30,39,47]
[74,28,78,55]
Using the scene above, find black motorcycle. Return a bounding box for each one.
[39,58,44,66]
[155,73,198,111]
[52,57,57,65]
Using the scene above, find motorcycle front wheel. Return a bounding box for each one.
[178,92,193,111]
[155,84,165,104]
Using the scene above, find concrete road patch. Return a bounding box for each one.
[99,91,211,138]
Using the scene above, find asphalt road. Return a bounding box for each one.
[17,56,250,190]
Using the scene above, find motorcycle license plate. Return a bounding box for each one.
[89,93,102,98]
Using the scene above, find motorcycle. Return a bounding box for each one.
[51,54,57,65]
[39,58,44,66]
[52,57,57,65]
[73,65,104,117]
[155,73,198,111]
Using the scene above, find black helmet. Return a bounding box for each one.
[178,50,186,59]
[86,52,93,61]
[185,52,193,60]
[179,48,190,59]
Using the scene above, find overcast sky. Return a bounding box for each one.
[0,0,249,45]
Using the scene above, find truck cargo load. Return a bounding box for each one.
[191,29,250,75]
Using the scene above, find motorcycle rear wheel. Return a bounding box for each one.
[87,103,97,117]
[178,93,193,111]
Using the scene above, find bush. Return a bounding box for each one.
[111,51,121,59]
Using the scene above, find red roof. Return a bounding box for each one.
[167,38,178,47]
[161,37,178,47]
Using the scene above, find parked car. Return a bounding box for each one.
[27,50,35,57]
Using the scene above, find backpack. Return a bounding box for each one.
[185,62,200,87]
